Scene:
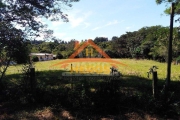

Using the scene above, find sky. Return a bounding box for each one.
[40,0,180,41]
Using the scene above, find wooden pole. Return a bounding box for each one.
[30,67,36,93]
[70,64,73,89]
[152,71,158,98]
[166,2,175,91]
[71,64,73,73]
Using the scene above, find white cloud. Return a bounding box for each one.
[34,17,47,25]
[92,20,124,31]
[126,25,135,30]
[126,27,130,30]
[105,20,119,26]
[83,11,92,19]
[92,27,101,31]
[46,21,64,31]
[68,10,93,28]
[83,22,90,29]
[52,21,63,27]
[70,17,84,28]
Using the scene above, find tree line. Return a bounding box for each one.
[29,25,180,63]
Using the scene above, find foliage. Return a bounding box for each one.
[111,25,180,61]
[20,63,36,95]
[156,0,180,25]
[2,65,180,119]
[32,56,39,62]
[147,66,158,78]
[176,55,180,60]
[94,37,108,43]
[0,0,80,39]
[27,25,180,62]
[0,22,31,83]
[56,52,63,59]
[0,0,79,86]
[28,24,180,61]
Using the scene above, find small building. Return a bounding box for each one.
[30,53,54,61]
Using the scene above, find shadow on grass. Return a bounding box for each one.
[0,70,180,119]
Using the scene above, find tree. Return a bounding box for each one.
[111,36,118,41]
[94,37,108,43]
[13,40,31,64]
[112,34,130,58]
[48,42,56,53]
[0,0,80,86]
[0,0,79,32]
[140,26,160,59]
[0,0,80,42]
[56,52,63,59]
[0,22,30,85]
[156,0,180,16]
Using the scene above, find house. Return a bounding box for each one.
[30,53,54,61]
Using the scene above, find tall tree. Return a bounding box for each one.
[0,22,30,85]
[112,34,130,58]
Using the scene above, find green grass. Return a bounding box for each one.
[117,59,180,81]
[6,59,66,74]
[6,58,180,81]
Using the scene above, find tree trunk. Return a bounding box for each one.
[0,57,12,87]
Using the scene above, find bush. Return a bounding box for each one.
[56,53,63,59]
[176,56,180,61]
[32,56,39,62]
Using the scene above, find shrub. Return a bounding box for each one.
[56,52,63,59]
[32,56,39,62]
[176,56,180,61]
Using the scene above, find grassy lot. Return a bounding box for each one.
[6,58,180,80]
[1,58,180,119]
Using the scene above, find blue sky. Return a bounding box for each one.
[42,0,179,41]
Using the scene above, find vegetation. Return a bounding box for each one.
[0,59,179,119]
[0,22,31,87]
[32,56,39,62]
[29,25,180,63]
[0,0,79,86]
[5,59,180,80]
[156,0,180,15]
[0,0,180,119]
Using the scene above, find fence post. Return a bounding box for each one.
[152,71,158,98]
[71,76,74,89]
[30,67,36,93]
